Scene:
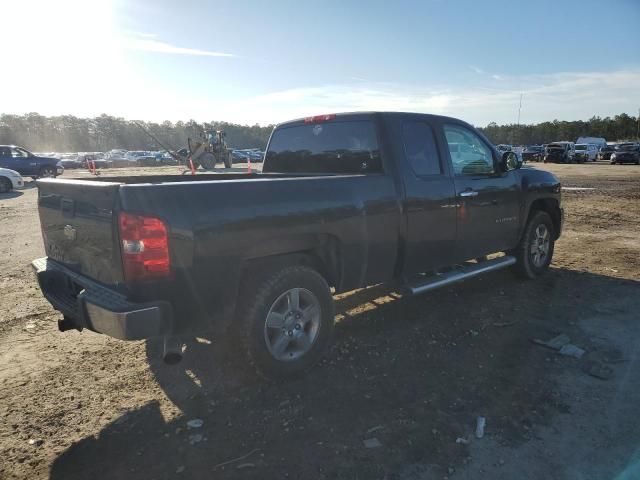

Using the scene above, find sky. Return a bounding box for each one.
[2,0,639,126]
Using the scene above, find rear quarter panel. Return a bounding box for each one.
[118,174,401,333]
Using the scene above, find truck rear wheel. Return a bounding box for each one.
[238,265,334,379]
[511,211,555,279]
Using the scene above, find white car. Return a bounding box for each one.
[574,144,598,162]
[0,168,25,193]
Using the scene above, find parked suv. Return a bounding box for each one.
[544,142,575,163]
[574,144,598,162]
[0,145,63,178]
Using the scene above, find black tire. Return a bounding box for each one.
[223,151,232,169]
[237,265,334,379]
[198,152,216,170]
[39,166,56,178]
[0,177,12,194]
[511,211,555,279]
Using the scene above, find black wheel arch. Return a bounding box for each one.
[524,198,562,240]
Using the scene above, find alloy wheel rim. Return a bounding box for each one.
[530,224,550,268]
[263,288,321,362]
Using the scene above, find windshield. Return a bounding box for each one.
[264,119,381,173]
[575,145,587,150]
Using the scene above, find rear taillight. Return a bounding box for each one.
[303,114,336,123]
[118,212,170,282]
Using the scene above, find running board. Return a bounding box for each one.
[407,256,516,295]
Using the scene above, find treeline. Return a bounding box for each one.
[479,113,639,145]
[0,113,274,152]
[1,112,638,152]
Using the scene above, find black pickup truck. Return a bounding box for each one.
[33,112,563,378]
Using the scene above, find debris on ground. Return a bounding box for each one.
[586,362,614,380]
[558,344,586,359]
[367,425,384,434]
[455,437,470,445]
[213,449,260,470]
[363,437,383,448]
[28,438,43,446]
[236,463,255,470]
[493,320,517,327]
[186,419,204,429]
[188,433,203,445]
[532,334,571,350]
[176,466,185,474]
[475,416,486,439]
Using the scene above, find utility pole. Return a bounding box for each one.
[637,107,639,141]
[512,93,523,145]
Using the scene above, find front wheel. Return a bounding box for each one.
[511,211,555,279]
[238,265,334,379]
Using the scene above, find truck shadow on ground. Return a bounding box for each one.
[50,267,640,480]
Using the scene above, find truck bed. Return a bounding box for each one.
[70,172,340,185]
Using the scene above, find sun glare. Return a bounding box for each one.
[1,0,126,116]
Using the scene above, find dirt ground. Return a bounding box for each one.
[1,161,639,480]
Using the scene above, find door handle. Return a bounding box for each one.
[459,190,478,198]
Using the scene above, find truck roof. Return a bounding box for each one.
[276,111,468,128]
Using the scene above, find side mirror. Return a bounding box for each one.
[501,151,520,171]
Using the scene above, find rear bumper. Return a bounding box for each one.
[32,257,173,340]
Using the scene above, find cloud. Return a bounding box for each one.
[215,69,640,126]
[2,57,638,128]
[122,35,234,58]
[469,65,485,74]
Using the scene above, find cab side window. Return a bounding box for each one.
[444,124,495,176]
[0,147,11,158]
[11,148,28,158]
[402,121,442,176]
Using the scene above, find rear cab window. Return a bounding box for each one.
[402,121,442,176]
[264,118,381,174]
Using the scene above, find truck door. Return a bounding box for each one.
[441,123,521,261]
[400,120,457,275]
[11,147,38,176]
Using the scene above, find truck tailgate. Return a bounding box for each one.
[37,178,124,285]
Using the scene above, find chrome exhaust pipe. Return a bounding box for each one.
[162,336,183,365]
